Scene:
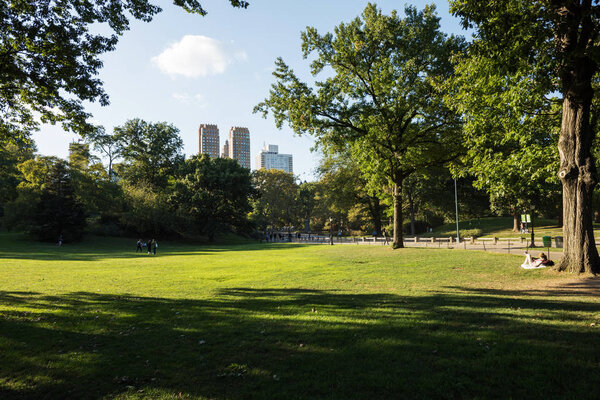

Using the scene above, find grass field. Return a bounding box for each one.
[1,232,600,399]
[425,216,600,239]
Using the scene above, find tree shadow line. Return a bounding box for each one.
[1,285,599,399]
[0,242,308,261]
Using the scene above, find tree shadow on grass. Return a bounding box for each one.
[1,286,599,399]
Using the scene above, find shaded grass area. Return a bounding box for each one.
[1,232,600,399]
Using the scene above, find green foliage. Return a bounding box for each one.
[1,155,59,231]
[31,161,86,242]
[449,0,600,272]
[443,30,561,219]
[120,182,174,237]
[256,4,465,243]
[316,151,386,233]
[0,0,249,145]
[297,181,317,231]
[114,119,184,188]
[84,126,122,179]
[251,169,299,229]
[171,155,256,241]
[0,140,35,209]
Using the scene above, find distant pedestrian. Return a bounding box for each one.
[57,234,63,246]
[152,240,158,255]
[147,239,152,254]
[136,239,143,253]
[383,229,390,245]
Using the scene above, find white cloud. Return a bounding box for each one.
[152,35,247,78]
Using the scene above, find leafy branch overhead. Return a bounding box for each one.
[0,0,249,145]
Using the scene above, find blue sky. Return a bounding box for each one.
[33,0,467,181]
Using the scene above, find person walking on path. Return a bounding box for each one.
[136,239,143,253]
[383,228,390,245]
[152,239,158,255]
[147,239,152,255]
[57,234,63,246]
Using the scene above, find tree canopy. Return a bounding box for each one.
[0,0,249,145]
[444,40,562,231]
[114,119,183,188]
[171,155,256,241]
[251,169,299,230]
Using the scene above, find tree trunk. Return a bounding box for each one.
[367,196,382,238]
[553,1,600,274]
[408,193,416,236]
[512,211,520,232]
[392,182,404,248]
[556,74,600,272]
[557,95,600,273]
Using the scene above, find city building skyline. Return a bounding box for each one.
[228,126,251,169]
[255,143,293,174]
[198,124,220,159]
[221,139,230,159]
[197,124,252,169]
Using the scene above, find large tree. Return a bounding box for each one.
[255,4,465,247]
[0,0,248,145]
[114,119,183,188]
[32,160,86,242]
[251,169,299,230]
[171,155,255,241]
[85,127,121,180]
[317,151,385,235]
[450,0,600,273]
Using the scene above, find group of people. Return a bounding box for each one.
[136,239,158,255]
[264,231,292,242]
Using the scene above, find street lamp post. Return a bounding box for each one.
[454,178,460,243]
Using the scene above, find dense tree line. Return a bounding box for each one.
[0,120,496,243]
[0,119,256,242]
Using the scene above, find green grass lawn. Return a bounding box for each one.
[1,232,600,399]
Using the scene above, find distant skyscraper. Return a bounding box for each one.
[255,144,293,174]
[221,139,230,158]
[198,124,220,158]
[228,127,251,169]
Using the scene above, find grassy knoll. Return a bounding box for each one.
[1,232,600,399]
[425,216,598,239]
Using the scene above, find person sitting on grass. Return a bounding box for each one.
[521,252,553,268]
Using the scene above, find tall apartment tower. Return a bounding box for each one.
[255,144,293,174]
[198,124,220,158]
[228,127,251,169]
[221,140,230,158]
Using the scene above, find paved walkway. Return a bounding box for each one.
[280,235,563,258]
